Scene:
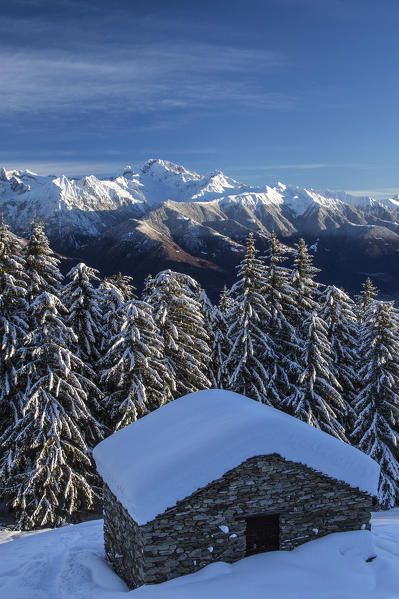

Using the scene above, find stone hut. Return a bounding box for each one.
[93,390,380,590]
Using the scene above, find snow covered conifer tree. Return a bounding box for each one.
[219,284,233,315]
[0,220,28,432]
[224,233,276,403]
[211,306,231,389]
[353,300,399,507]
[105,272,135,302]
[319,285,358,434]
[197,287,231,389]
[24,220,63,307]
[99,277,124,341]
[198,285,232,389]
[0,292,102,529]
[355,277,378,324]
[291,237,320,328]
[285,310,347,441]
[62,263,104,434]
[100,299,173,431]
[98,273,135,354]
[142,273,154,300]
[197,288,219,386]
[285,238,324,415]
[262,231,299,407]
[63,263,104,364]
[145,270,211,399]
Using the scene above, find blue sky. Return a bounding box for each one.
[1,0,399,196]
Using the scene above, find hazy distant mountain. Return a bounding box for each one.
[1,159,399,300]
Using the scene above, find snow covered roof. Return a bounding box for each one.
[93,390,380,525]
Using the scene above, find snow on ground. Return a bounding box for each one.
[94,390,379,525]
[1,511,399,598]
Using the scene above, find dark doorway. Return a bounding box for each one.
[245,514,280,555]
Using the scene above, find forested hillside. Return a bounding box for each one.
[1,220,398,530]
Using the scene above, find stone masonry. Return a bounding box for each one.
[103,453,376,589]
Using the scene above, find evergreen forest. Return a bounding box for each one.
[1,220,398,530]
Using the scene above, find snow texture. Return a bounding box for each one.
[1,511,399,598]
[93,389,380,525]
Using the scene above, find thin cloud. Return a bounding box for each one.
[0,41,291,117]
[2,160,129,178]
[240,163,399,171]
[345,188,399,200]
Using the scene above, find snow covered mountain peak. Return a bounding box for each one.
[138,158,201,181]
[0,158,398,253]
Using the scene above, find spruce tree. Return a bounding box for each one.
[291,237,320,328]
[356,277,378,324]
[100,299,173,431]
[63,263,103,364]
[219,284,233,316]
[98,273,134,356]
[319,285,358,434]
[105,272,135,302]
[198,288,218,387]
[24,220,63,307]
[286,310,347,441]
[262,231,298,408]
[0,220,28,430]
[207,286,234,389]
[146,270,211,399]
[286,238,323,416]
[353,300,399,507]
[211,306,231,389]
[142,273,155,300]
[62,263,104,438]
[99,276,125,345]
[0,292,101,529]
[224,233,276,403]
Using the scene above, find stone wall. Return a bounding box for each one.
[103,453,376,589]
[103,484,146,589]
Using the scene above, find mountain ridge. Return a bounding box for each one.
[1,158,399,301]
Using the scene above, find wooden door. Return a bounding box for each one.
[245,514,280,555]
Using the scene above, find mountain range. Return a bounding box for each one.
[1,158,399,301]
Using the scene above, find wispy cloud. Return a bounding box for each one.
[239,162,399,171]
[2,160,129,178]
[344,188,399,200]
[0,41,291,118]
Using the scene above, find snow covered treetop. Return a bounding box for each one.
[93,390,380,525]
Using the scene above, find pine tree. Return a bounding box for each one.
[99,277,125,346]
[62,263,104,438]
[355,277,378,324]
[285,311,347,441]
[142,273,155,301]
[353,300,399,507]
[286,238,323,415]
[63,263,103,364]
[211,306,231,389]
[98,273,134,357]
[224,233,276,403]
[207,286,233,389]
[219,285,233,316]
[24,220,63,307]
[100,299,173,431]
[105,272,135,302]
[319,285,358,435]
[262,231,299,408]
[291,238,320,321]
[146,270,211,399]
[0,292,101,529]
[197,288,218,387]
[0,220,28,431]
